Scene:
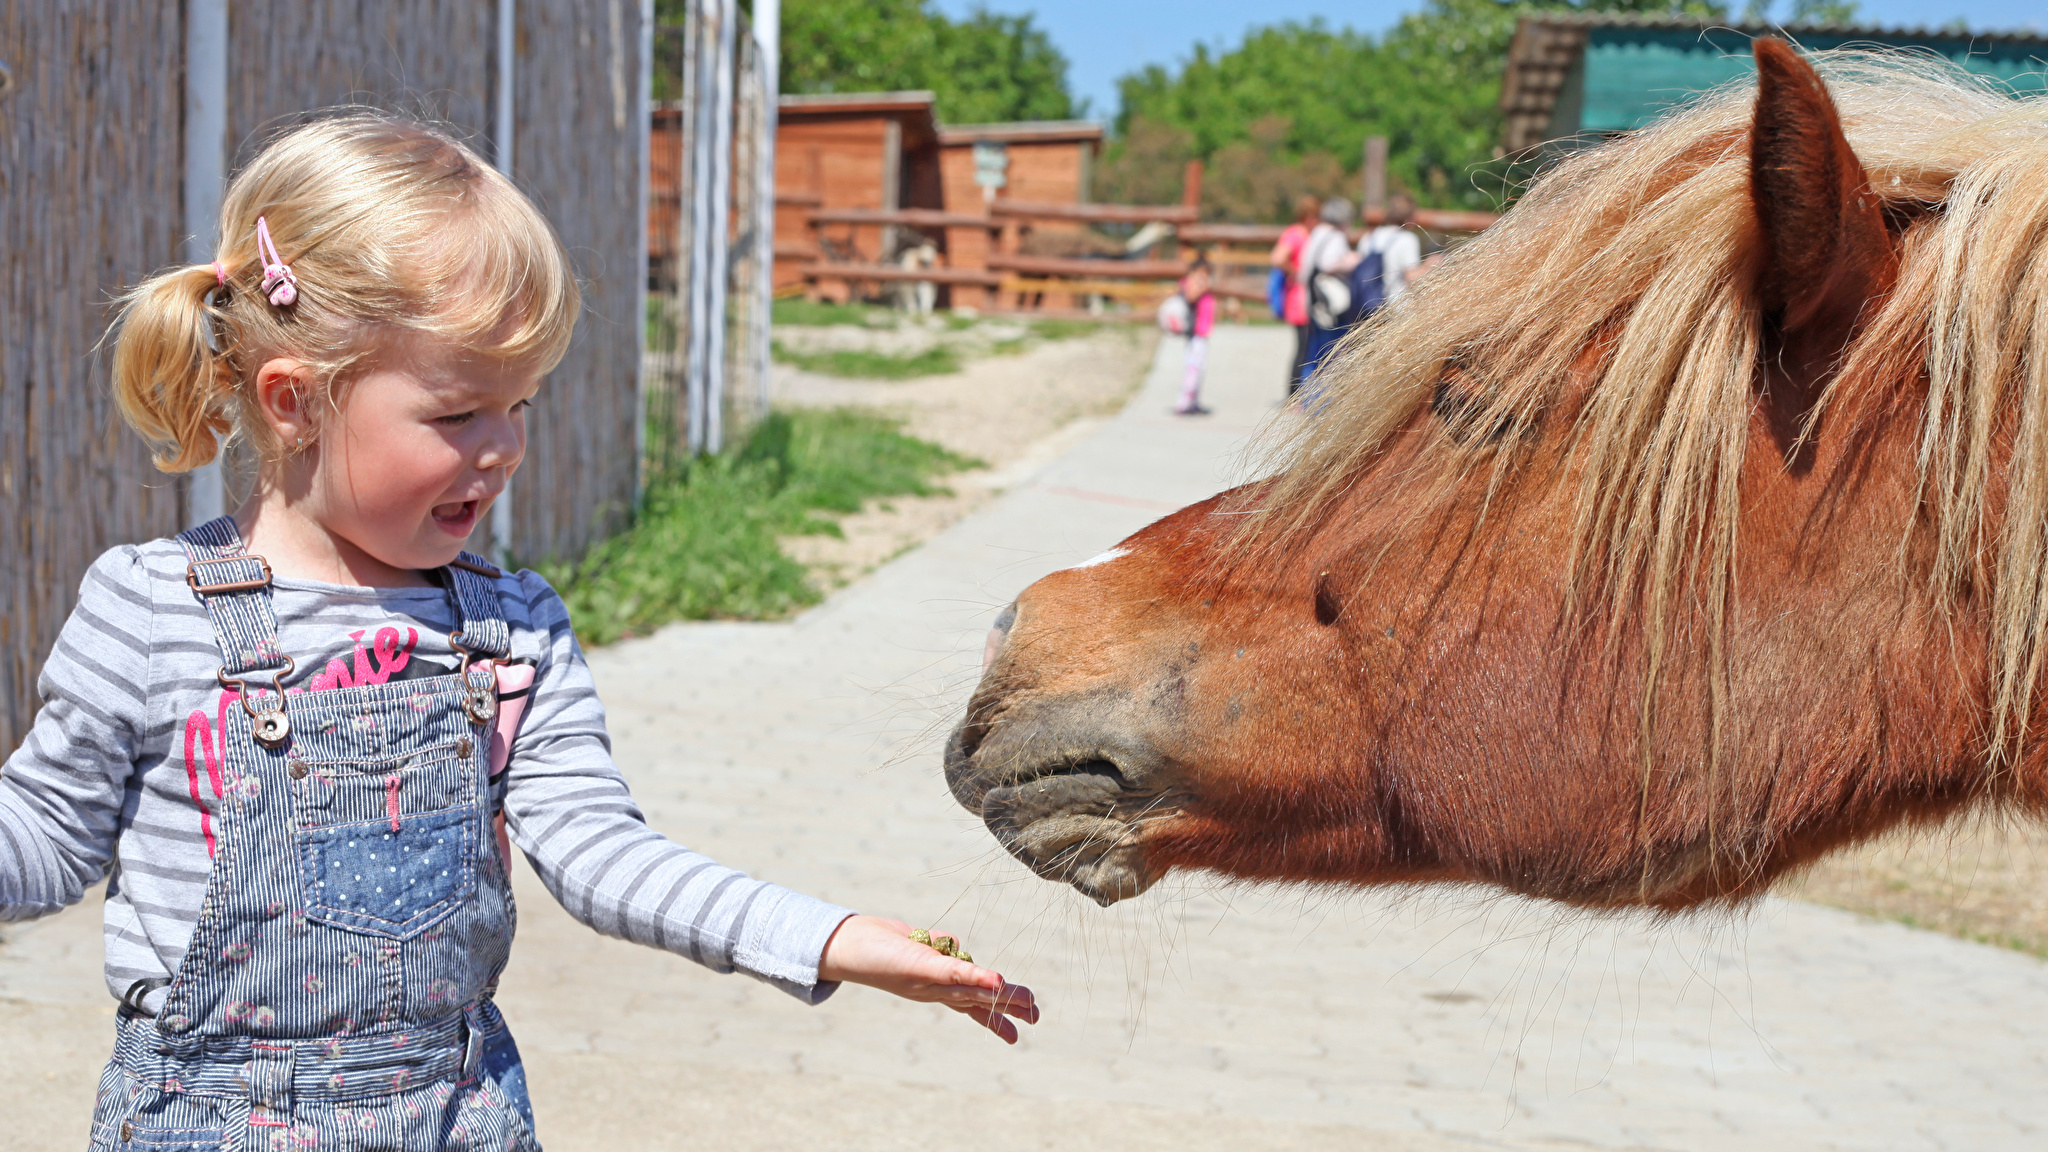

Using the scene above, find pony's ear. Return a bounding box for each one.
[1748,38,1894,340]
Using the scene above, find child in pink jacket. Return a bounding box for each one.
[1174,258,1218,416]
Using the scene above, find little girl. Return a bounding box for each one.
[1172,257,1217,416]
[2,114,1034,1150]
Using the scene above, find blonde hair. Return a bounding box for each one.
[1243,50,2048,763]
[112,113,580,472]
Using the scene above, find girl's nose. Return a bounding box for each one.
[475,412,526,473]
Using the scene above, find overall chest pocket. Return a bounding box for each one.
[292,746,478,939]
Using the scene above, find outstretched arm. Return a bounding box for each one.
[0,550,141,917]
[499,575,1039,1039]
[497,586,851,1000]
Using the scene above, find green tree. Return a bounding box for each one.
[1102,0,1735,216]
[1091,116,1195,206]
[776,0,1075,124]
[933,11,1077,122]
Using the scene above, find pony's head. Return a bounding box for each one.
[948,42,2048,909]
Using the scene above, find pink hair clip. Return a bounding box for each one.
[212,261,226,285]
[254,216,298,307]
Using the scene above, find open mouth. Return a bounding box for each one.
[982,764,1162,907]
[945,719,1170,907]
[432,499,480,536]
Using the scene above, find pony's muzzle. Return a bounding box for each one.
[944,702,1171,906]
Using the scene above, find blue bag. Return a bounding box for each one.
[1266,268,1288,320]
[1345,246,1387,325]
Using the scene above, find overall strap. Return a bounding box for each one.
[177,516,296,747]
[445,553,511,660]
[445,552,511,727]
[177,516,291,679]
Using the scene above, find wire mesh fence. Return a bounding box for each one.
[645,0,774,478]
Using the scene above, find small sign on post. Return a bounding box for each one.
[974,140,1009,202]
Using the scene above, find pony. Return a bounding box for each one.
[945,41,2048,911]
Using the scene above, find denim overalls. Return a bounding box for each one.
[90,517,539,1151]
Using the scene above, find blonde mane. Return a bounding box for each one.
[1245,49,2048,763]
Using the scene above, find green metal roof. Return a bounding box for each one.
[1501,17,2048,153]
[1573,26,2048,134]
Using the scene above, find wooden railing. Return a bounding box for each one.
[790,188,1496,314]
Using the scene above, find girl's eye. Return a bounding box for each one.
[513,398,534,413]
[438,411,476,427]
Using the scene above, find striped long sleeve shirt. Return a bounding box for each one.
[0,540,853,1010]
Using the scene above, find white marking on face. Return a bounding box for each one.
[1068,547,1127,571]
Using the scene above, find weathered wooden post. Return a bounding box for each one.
[184,0,228,528]
[1363,134,1388,220]
[490,0,518,561]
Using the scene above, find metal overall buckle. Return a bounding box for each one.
[185,556,274,596]
[448,632,497,727]
[219,657,297,748]
[186,552,296,748]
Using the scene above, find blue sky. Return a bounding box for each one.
[931,0,2048,122]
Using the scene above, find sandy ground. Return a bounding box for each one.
[769,321,1156,588]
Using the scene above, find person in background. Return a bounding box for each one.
[1269,195,1320,397]
[1409,248,1446,287]
[1174,256,1217,416]
[1357,192,1424,303]
[1298,196,1358,391]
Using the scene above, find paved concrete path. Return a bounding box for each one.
[7,326,2048,1151]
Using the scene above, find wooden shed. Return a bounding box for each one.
[936,119,1101,211]
[771,104,1108,309]
[935,120,1102,307]
[771,91,942,298]
[1501,15,2048,155]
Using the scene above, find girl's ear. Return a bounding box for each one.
[252,358,318,449]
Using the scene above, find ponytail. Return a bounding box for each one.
[111,264,237,472]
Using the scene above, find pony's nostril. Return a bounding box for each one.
[1313,572,1343,627]
[982,603,1019,670]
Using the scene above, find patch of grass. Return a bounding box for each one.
[772,296,895,328]
[541,408,977,644]
[1886,912,2047,959]
[770,341,962,379]
[1029,318,1106,341]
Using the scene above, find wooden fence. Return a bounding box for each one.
[0,1,651,752]
[801,201,1502,318]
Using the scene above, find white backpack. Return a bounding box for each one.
[1155,293,1191,335]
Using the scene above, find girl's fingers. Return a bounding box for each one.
[998,983,1039,1023]
[935,980,1039,1024]
[949,961,1004,991]
[964,1004,1020,1044]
